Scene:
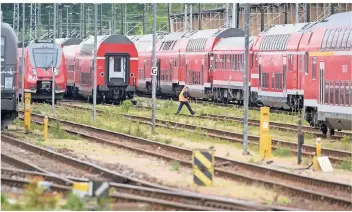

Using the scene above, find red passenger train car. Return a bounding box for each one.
[301,12,352,135]
[63,35,138,103]
[131,11,351,135]
[18,40,67,102]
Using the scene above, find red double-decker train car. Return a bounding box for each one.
[131,11,351,135]
[63,35,138,104]
[18,40,67,102]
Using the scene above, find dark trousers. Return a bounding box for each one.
[176,101,194,114]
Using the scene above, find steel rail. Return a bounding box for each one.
[121,114,350,164]
[55,102,351,162]
[1,159,291,210]
[22,112,352,210]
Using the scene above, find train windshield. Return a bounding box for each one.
[28,43,62,69]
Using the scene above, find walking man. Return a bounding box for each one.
[176,86,196,115]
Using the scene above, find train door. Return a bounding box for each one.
[107,54,129,86]
[283,56,287,92]
[201,57,205,84]
[319,61,325,104]
[258,56,262,90]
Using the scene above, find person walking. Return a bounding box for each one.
[176,86,196,116]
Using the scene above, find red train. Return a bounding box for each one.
[62,35,138,104]
[131,11,352,135]
[18,40,67,102]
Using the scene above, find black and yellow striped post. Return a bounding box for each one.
[192,149,214,186]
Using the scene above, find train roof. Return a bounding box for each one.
[79,35,134,56]
[55,38,83,46]
[1,22,18,43]
[213,36,256,51]
[260,23,310,35]
[304,11,352,31]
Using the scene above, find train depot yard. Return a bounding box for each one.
[1,2,352,211]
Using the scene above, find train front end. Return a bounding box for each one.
[23,40,66,101]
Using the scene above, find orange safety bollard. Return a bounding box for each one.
[43,116,48,141]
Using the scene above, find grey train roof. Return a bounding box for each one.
[214,36,256,50]
[1,22,18,65]
[304,11,352,31]
[79,35,133,55]
[57,38,82,46]
[181,28,245,39]
[260,23,310,35]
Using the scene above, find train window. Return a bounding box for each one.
[332,29,342,50]
[347,31,352,49]
[340,81,345,106]
[330,81,334,105]
[326,29,336,51]
[324,81,329,104]
[342,29,351,49]
[321,29,330,50]
[1,37,4,56]
[272,73,275,89]
[262,73,269,88]
[336,29,346,50]
[312,57,316,80]
[222,55,226,70]
[335,81,339,105]
[346,81,350,106]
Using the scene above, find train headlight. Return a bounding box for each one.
[52,67,59,76]
[32,68,37,76]
[4,77,13,89]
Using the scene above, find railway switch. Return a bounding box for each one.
[260,107,272,160]
[24,93,31,133]
[192,149,214,186]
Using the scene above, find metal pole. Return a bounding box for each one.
[243,3,250,155]
[297,106,304,164]
[66,7,69,37]
[190,4,192,30]
[100,4,102,35]
[184,4,187,31]
[151,4,157,133]
[295,3,299,23]
[121,4,124,35]
[48,10,51,38]
[143,4,146,34]
[21,3,25,103]
[232,3,238,28]
[93,3,98,121]
[168,3,171,33]
[52,3,56,114]
[226,3,229,28]
[198,3,201,30]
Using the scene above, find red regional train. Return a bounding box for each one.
[131,11,352,135]
[18,40,67,102]
[62,35,138,104]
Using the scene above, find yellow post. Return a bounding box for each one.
[24,93,31,133]
[260,107,272,159]
[313,138,322,171]
[44,116,48,141]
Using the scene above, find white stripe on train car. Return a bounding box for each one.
[319,104,352,114]
[130,57,138,60]
[256,51,306,55]
[212,80,244,87]
[304,99,318,107]
[286,89,304,95]
[251,74,259,79]
[97,57,105,60]
[258,90,287,98]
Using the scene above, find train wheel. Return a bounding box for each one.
[320,124,327,137]
[329,128,335,137]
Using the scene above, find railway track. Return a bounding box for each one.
[135,95,297,116]
[20,112,352,210]
[183,113,351,139]
[1,134,171,190]
[121,114,351,164]
[55,102,351,164]
[1,143,291,211]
